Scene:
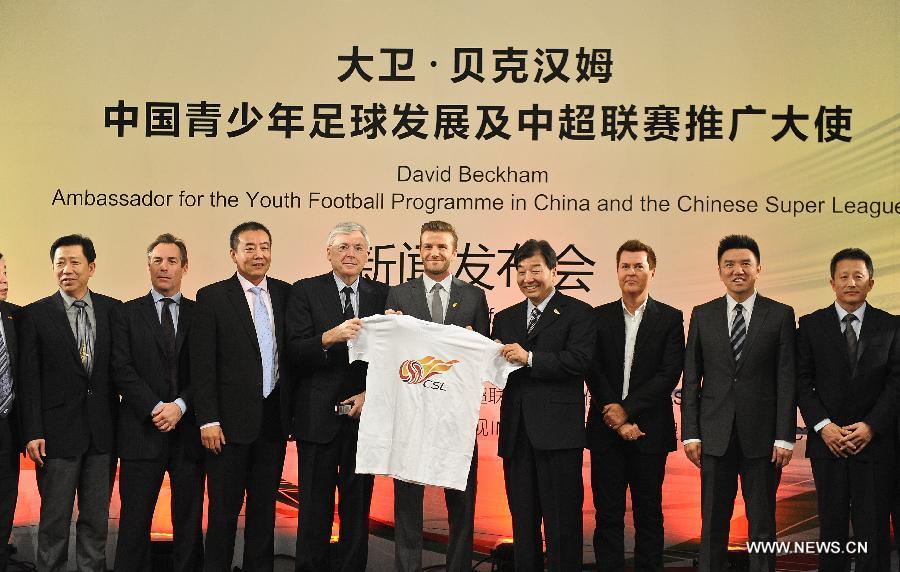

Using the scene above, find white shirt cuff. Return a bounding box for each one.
[682,438,701,445]
[527,351,533,367]
[200,422,220,429]
[174,398,187,415]
[813,419,831,433]
[774,440,794,450]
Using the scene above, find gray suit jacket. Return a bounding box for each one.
[385,276,490,337]
[681,294,796,458]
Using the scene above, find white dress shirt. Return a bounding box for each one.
[621,299,648,399]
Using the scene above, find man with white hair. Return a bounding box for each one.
[285,222,389,572]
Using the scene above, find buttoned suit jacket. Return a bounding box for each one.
[681,294,796,458]
[190,274,292,444]
[385,275,491,337]
[796,304,899,461]
[112,293,202,460]
[286,272,389,444]
[491,292,596,457]
[18,291,121,458]
[586,297,684,454]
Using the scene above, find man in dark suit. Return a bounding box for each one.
[384,220,490,572]
[191,221,292,572]
[112,234,204,572]
[0,253,22,572]
[586,240,684,572]
[796,248,899,571]
[681,234,796,572]
[285,222,389,572]
[492,239,595,572]
[19,234,121,572]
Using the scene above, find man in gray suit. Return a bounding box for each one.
[385,220,490,572]
[681,235,796,572]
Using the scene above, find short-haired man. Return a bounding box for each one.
[587,240,684,572]
[191,222,293,571]
[492,239,595,571]
[796,248,899,571]
[0,253,22,571]
[285,222,389,571]
[681,234,796,572]
[384,220,490,572]
[19,235,121,572]
[112,234,204,571]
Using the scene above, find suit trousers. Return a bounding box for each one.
[700,431,779,572]
[0,418,18,572]
[590,444,667,572]
[295,416,373,572]
[204,390,287,572]
[394,442,477,572]
[36,450,112,572]
[811,457,893,572]
[114,434,205,572]
[503,423,583,572]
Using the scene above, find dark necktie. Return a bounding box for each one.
[72,300,93,375]
[730,303,746,362]
[843,314,858,363]
[160,298,178,400]
[0,326,12,418]
[527,307,541,334]
[430,283,444,324]
[341,286,355,320]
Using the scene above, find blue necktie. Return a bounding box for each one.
[250,287,275,397]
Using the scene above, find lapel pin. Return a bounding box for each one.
[553,308,560,315]
[452,302,458,308]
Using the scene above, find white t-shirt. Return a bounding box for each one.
[349,314,520,490]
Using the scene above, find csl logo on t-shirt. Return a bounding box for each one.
[399,356,458,391]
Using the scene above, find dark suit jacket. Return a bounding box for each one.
[18,291,121,458]
[681,294,796,458]
[491,292,595,457]
[385,276,491,337]
[285,272,389,444]
[796,303,899,461]
[586,297,684,454]
[0,301,23,452]
[191,274,292,444]
[112,293,201,460]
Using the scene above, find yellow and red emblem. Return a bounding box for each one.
[399,356,459,384]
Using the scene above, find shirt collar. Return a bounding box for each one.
[151,289,182,305]
[237,272,268,293]
[834,300,866,323]
[726,291,757,314]
[333,272,360,294]
[621,298,648,319]
[59,289,93,309]
[529,288,557,313]
[422,273,453,294]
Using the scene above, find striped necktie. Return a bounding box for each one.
[527,307,541,334]
[730,303,746,362]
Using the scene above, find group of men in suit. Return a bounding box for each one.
[0,224,896,572]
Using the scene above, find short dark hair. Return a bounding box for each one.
[230,222,272,250]
[420,220,458,249]
[830,248,874,279]
[717,234,760,264]
[514,239,557,269]
[50,234,96,263]
[616,239,657,270]
[147,233,188,266]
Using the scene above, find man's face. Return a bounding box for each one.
[718,248,760,300]
[54,245,95,298]
[831,259,873,310]
[419,231,457,279]
[327,231,369,283]
[0,260,7,302]
[148,243,188,297]
[516,253,557,305]
[230,230,271,284]
[617,250,655,298]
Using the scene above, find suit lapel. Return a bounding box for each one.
[611,302,627,371]
[1,306,16,374]
[526,293,563,341]
[139,294,168,357]
[712,296,738,371]
[269,279,286,352]
[319,274,346,324]
[358,277,380,319]
[90,294,109,381]
[633,297,659,357]
[409,278,432,322]
[823,305,852,367]
[175,298,192,356]
[443,277,465,325]
[857,305,883,362]
[736,295,769,373]
[226,275,258,345]
[50,292,84,370]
